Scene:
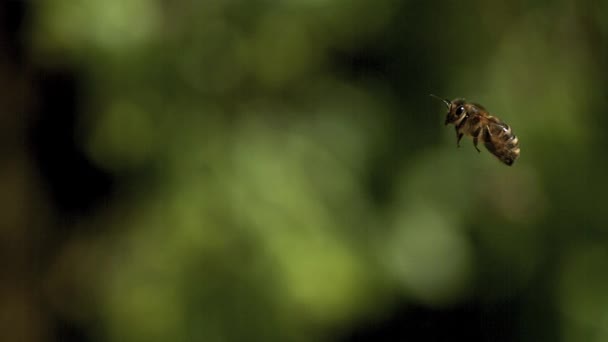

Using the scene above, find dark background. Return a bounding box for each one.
[1,0,608,341]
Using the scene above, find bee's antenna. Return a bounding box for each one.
[429,94,451,108]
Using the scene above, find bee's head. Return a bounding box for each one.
[430,95,467,125]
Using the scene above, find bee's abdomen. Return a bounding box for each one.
[483,122,520,166]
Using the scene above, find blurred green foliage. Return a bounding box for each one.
[1,0,608,341]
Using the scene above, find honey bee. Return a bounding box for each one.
[431,95,520,166]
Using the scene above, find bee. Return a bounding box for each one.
[431,95,520,166]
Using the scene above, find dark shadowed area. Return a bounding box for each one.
[1,0,608,341]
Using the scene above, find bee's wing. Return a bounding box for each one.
[487,118,511,135]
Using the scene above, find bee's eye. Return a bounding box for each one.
[455,106,465,116]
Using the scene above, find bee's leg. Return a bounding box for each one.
[472,127,481,153]
[473,137,481,153]
[455,127,463,148]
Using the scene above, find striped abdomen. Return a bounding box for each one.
[482,118,520,166]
